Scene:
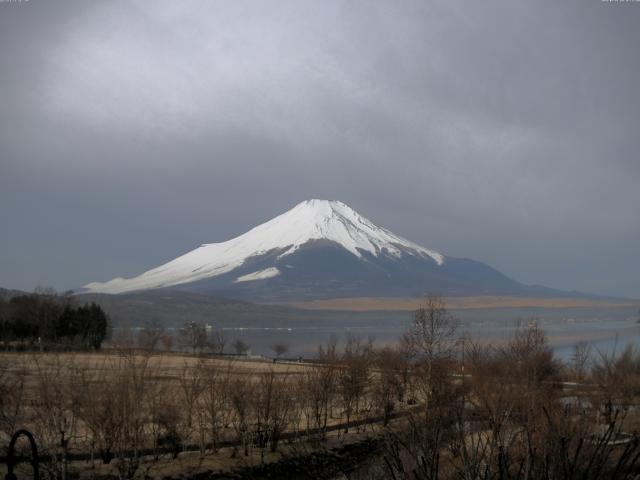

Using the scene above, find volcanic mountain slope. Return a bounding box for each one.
[83,199,561,301]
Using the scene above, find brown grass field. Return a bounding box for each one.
[0,350,394,479]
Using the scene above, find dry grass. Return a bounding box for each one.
[0,350,392,479]
[0,350,309,379]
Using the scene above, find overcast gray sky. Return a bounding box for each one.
[1,0,639,298]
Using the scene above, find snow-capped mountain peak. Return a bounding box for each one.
[83,199,444,294]
[234,199,443,262]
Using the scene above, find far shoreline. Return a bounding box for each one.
[279,295,640,312]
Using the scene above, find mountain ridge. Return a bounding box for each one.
[81,200,590,301]
[83,199,445,295]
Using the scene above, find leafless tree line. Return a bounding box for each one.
[2,295,640,479]
[0,337,413,479]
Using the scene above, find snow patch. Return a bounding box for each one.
[235,267,281,283]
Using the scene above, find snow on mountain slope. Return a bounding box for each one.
[235,267,281,283]
[83,199,444,294]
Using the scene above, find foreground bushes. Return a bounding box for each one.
[380,297,640,480]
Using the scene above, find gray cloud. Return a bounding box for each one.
[1,0,639,297]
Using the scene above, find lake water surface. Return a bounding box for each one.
[215,306,640,361]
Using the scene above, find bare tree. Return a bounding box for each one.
[232,338,250,355]
[271,342,289,359]
[402,294,458,409]
[298,339,338,440]
[210,329,226,354]
[178,321,209,353]
[507,323,561,403]
[160,333,174,351]
[76,357,119,465]
[403,294,458,363]
[372,346,409,426]
[111,323,137,351]
[337,335,372,433]
[592,344,640,421]
[177,359,205,450]
[570,340,592,382]
[145,366,181,460]
[251,368,294,460]
[75,352,152,477]
[30,354,80,480]
[380,296,462,479]
[137,318,166,351]
[229,375,252,457]
[199,360,232,452]
[112,352,152,480]
[0,357,27,441]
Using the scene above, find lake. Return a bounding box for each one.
[214,306,640,361]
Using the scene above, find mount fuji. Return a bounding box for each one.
[82,199,560,301]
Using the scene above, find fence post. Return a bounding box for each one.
[5,429,39,480]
